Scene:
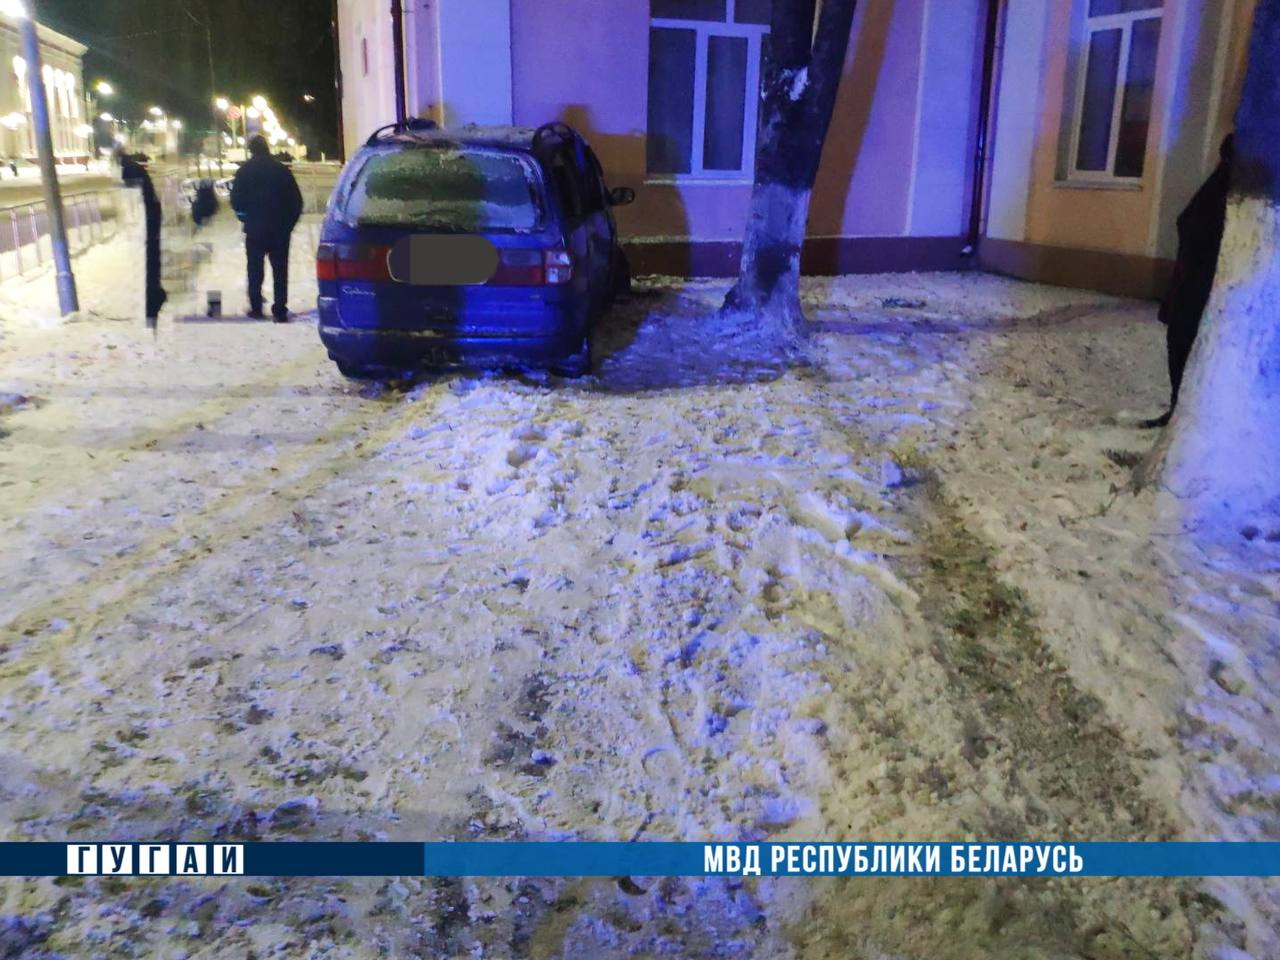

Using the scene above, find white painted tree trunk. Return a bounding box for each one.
[1163,197,1280,531]
[722,0,858,350]
[730,182,814,340]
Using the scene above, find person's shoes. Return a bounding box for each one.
[272,307,290,324]
[247,307,266,320]
[1139,411,1172,429]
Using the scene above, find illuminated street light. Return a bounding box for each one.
[0,0,28,20]
[99,112,114,122]
[214,96,229,111]
[94,80,114,96]
[251,95,267,110]
[148,106,164,117]
[246,106,260,120]
[302,94,315,103]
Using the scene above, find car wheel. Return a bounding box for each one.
[334,358,372,379]
[613,250,632,301]
[552,335,592,378]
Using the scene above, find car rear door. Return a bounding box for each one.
[577,145,617,310]
[323,145,574,338]
[544,146,597,318]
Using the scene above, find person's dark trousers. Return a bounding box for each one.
[1165,282,1212,410]
[246,231,291,318]
[144,209,166,320]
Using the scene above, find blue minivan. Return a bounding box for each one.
[317,121,635,378]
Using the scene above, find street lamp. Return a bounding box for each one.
[211,97,232,169]
[145,108,167,156]
[94,80,113,97]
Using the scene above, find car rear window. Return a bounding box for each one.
[346,147,543,232]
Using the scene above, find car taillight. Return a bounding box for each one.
[488,248,574,286]
[317,243,393,283]
[316,243,337,281]
[544,248,573,286]
[490,248,544,286]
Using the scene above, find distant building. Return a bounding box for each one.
[337,0,1257,297]
[0,10,89,164]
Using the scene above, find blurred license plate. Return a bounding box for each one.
[389,236,498,285]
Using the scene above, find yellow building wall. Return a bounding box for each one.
[983,0,1260,295]
[1022,0,1164,257]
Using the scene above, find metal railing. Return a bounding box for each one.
[0,190,121,281]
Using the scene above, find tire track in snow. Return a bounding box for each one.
[0,385,442,680]
[781,318,1215,959]
[0,344,331,522]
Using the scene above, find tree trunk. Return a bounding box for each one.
[1161,0,1280,531]
[722,0,858,345]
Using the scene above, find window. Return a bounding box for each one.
[345,148,544,233]
[647,0,770,180]
[548,151,585,221]
[1068,0,1163,180]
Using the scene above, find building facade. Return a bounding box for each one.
[0,11,89,165]
[336,0,1257,297]
[984,0,1257,296]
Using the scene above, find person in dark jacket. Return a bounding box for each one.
[191,179,218,227]
[119,149,167,328]
[230,135,304,322]
[1142,134,1234,428]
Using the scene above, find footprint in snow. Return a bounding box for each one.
[507,444,539,469]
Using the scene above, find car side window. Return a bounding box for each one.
[579,146,608,214]
[549,150,585,222]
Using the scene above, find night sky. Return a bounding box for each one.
[37,0,339,155]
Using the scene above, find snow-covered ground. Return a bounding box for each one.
[0,218,1277,959]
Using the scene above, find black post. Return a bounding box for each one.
[964,0,1003,256]
[390,0,407,127]
[203,4,222,175]
[332,0,345,159]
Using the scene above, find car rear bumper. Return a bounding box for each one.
[317,292,586,371]
[318,324,584,372]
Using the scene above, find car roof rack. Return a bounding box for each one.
[365,117,439,146]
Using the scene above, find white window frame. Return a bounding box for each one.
[1066,3,1163,182]
[648,0,769,183]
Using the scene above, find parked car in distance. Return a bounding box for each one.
[316,121,635,379]
[179,177,233,205]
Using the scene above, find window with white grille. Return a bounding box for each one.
[1067,0,1163,180]
[646,0,771,180]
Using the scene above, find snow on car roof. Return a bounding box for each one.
[366,125,547,152]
